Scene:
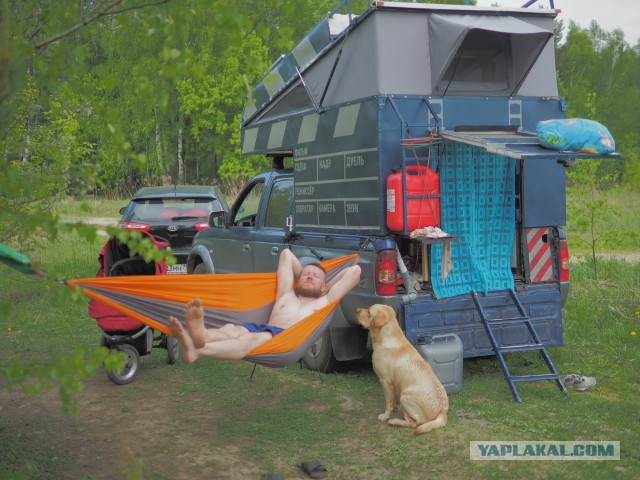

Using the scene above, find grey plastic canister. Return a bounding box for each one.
[416,333,463,394]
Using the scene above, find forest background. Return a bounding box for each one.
[1,0,638,245]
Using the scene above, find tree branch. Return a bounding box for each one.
[33,0,169,50]
[34,0,127,50]
[101,0,171,16]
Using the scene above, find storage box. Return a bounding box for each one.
[416,333,463,394]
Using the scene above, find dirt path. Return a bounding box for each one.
[61,216,118,227]
[570,251,640,263]
[0,362,307,480]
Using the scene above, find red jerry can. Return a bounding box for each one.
[386,166,440,232]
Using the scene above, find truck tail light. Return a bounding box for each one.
[375,250,397,296]
[195,222,210,232]
[559,238,570,282]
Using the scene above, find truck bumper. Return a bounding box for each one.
[402,286,564,358]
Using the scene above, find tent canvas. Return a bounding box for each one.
[428,14,554,96]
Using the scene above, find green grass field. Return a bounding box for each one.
[566,189,640,255]
[1,190,639,479]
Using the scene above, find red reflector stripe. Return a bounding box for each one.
[527,228,554,282]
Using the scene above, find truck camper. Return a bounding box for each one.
[189,1,620,401]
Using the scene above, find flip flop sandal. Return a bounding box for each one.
[298,460,329,479]
[563,373,581,387]
[573,376,596,392]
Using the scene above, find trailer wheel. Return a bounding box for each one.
[301,329,337,373]
[166,335,180,364]
[107,344,140,385]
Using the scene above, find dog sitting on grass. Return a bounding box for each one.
[356,304,448,435]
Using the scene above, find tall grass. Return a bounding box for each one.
[53,197,126,219]
[566,188,640,254]
[1,232,104,359]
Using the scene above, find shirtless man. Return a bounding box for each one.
[168,249,361,364]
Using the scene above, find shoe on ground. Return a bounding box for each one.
[573,376,596,392]
[563,373,581,387]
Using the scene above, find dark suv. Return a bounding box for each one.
[119,186,229,273]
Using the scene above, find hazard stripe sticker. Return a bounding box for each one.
[527,228,554,282]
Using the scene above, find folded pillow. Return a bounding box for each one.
[536,118,615,154]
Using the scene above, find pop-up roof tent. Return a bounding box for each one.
[428,13,554,96]
[242,1,558,136]
[240,1,618,239]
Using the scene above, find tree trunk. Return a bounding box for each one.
[177,113,185,184]
[154,106,166,175]
[212,150,219,184]
[22,65,34,163]
[195,142,199,183]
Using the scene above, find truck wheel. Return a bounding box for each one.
[193,263,209,274]
[301,329,337,373]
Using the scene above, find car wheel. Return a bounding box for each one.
[107,344,140,385]
[166,334,180,364]
[193,263,210,274]
[301,329,337,373]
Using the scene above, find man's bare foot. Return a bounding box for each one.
[184,298,207,348]
[169,316,197,364]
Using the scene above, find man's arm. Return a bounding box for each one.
[276,249,303,300]
[325,265,361,304]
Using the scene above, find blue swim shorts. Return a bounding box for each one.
[241,322,285,336]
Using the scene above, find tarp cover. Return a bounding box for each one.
[68,254,359,368]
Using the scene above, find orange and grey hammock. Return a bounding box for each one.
[66,254,359,368]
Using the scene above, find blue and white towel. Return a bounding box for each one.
[430,143,515,299]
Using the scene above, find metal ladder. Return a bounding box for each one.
[471,289,568,403]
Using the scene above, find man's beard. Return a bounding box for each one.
[295,285,323,298]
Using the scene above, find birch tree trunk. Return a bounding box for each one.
[177,113,185,184]
[154,106,166,175]
[22,65,34,163]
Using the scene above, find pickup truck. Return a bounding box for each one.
[187,167,382,372]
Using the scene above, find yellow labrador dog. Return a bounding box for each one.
[356,304,448,435]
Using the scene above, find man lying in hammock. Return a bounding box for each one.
[168,249,361,364]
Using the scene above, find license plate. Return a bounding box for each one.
[167,264,188,275]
